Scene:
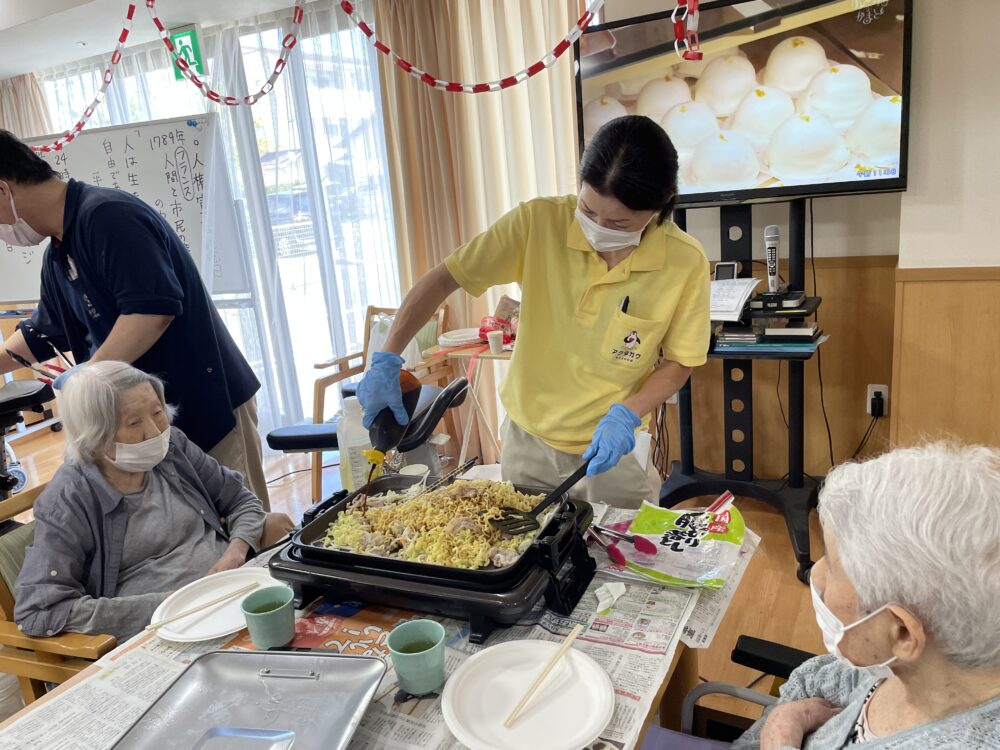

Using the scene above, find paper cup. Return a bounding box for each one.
[487,330,504,355]
[399,463,430,483]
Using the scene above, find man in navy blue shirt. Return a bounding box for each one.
[0,130,269,508]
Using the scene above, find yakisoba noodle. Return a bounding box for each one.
[322,480,544,569]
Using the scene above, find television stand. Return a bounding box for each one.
[661,199,821,583]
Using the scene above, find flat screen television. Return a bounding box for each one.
[575,0,912,207]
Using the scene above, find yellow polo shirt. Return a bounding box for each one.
[444,195,710,454]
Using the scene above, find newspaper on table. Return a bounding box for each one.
[0,632,229,750]
[334,577,697,750]
[0,574,698,750]
[592,503,761,650]
[0,483,749,750]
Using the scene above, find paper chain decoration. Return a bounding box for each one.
[33,0,609,151]
[337,0,604,93]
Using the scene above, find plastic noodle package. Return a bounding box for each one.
[623,501,746,588]
[479,294,521,344]
[478,316,514,345]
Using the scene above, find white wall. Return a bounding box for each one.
[602,1,665,22]
[683,192,901,262]
[898,0,1000,268]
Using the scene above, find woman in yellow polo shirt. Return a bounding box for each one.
[359,116,710,508]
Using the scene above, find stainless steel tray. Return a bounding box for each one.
[114,651,385,750]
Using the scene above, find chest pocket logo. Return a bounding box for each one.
[604,309,661,368]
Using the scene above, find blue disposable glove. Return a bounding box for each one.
[582,404,642,476]
[52,364,82,391]
[357,351,408,429]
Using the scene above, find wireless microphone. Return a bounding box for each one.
[764,224,780,293]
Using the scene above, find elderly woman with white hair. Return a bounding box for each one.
[14,361,287,642]
[734,442,1000,750]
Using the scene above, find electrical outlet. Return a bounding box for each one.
[666,392,678,405]
[866,384,888,416]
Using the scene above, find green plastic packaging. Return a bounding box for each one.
[624,501,746,589]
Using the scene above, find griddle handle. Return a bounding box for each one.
[545,537,597,615]
[302,489,349,526]
[537,508,574,571]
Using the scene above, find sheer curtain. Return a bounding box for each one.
[373,0,582,461]
[36,0,400,441]
[0,74,53,138]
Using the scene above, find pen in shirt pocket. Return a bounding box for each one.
[620,296,630,314]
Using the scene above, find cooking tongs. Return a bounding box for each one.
[417,457,479,497]
[489,459,591,535]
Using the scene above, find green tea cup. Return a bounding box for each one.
[241,585,295,650]
[387,619,446,696]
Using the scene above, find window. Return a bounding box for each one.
[37,2,400,434]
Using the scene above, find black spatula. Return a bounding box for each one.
[489,459,591,535]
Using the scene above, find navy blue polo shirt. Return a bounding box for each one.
[18,180,259,452]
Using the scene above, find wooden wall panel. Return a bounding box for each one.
[660,256,897,480]
[890,269,1000,446]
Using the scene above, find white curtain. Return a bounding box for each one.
[374,0,582,460]
[36,0,401,441]
[0,73,54,137]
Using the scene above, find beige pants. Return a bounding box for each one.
[208,397,271,511]
[500,419,661,510]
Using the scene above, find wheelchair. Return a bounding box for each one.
[643,636,815,748]
[266,378,470,501]
[0,380,54,502]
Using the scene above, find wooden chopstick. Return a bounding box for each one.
[144,582,260,631]
[504,623,585,728]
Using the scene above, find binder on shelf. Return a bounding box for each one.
[763,322,820,341]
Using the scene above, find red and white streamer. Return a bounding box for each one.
[33,0,610,150]
[145,0,304,106]
[672,0,704,61]
[337,0,605,93]
[31,4,136,152]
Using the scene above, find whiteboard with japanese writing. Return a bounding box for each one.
[1,113,250,303]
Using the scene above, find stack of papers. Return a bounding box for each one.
[714,334,830,355]
[710,278,760,322]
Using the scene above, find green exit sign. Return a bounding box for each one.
[170,26,205,81]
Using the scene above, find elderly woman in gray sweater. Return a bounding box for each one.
[734,442,1000,750]
[15,361,289,642]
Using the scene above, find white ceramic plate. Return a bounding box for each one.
[150,567,286,642]
[442,639,615,750]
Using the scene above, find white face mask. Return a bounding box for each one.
[810,578,897,680]
[575,206,652,253]
[0,192,47,247]
[106,427,171,473]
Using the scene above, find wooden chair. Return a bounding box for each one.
[309,305,455,502]
[0,485,116,705]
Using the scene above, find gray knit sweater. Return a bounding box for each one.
[732,655,1000,749]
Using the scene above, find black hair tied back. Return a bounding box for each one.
[579,115,679,225]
